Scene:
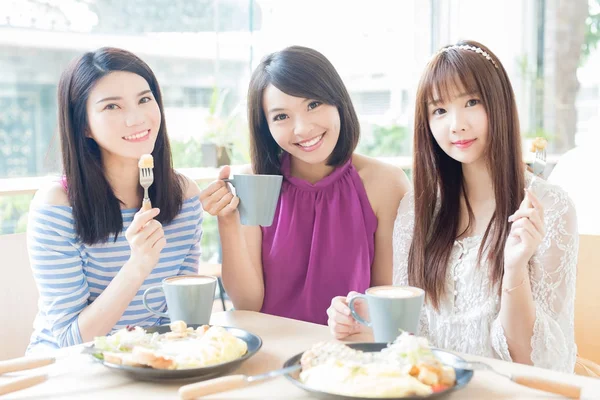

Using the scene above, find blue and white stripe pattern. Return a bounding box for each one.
[26,197,203,353]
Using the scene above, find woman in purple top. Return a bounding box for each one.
[200,46,410,325]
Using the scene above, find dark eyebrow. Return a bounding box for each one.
[267,97,315,114]
[428,91,479,107]
[96,89,152,104]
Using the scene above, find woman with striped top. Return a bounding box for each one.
[26,48,203,354]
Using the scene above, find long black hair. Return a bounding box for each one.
[57,47,183,244]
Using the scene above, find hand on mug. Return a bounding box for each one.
[327,291,370,339]
[124,207,166,277]
[199,166,239,219]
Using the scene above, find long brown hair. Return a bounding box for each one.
[408,40,525,309]
[57,47,184,244]
[247,46,360,175]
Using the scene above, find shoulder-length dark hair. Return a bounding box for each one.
[57,47,183,244]
[247,46,360,175]
[408,40,525,309]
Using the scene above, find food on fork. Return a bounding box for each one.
[530,137,547,153]
[93,321,248,370]
[138,154,154,168]
[299,332,456,397]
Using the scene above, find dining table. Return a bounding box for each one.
[2,310,599,399]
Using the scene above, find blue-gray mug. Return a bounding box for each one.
[224,174,282,226]
[348,285,425,343]
[143,275,217,325]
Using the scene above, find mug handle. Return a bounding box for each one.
[348,294,371,327]
[142,286,169,318]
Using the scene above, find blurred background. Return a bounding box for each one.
[0,0,599,261]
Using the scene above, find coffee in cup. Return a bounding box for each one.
[142,275,217,325]
[168,276,216,286]
[366,286,423,298]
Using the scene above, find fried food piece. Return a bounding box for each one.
[196,325,210,335]
[138,154,154,168]
[169,320,187,333]
[440,365,457,387]
[103,351,125,365]
[163,321,189,339]
[417,364,439,386]
[103,352,144,367]
[131,346,176,370]
[164,332,187,340]
[403,364,420,377]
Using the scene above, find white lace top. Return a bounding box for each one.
[392,173,578,373]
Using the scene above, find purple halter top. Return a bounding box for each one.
[260,154,377,324]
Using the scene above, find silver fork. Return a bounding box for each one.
[529,146,547,187]
[139,167,154,211]
[524,145,546,208]
[454,360,581,398]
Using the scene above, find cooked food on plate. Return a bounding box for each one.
[93,321,248,370]
[299,332,456,397]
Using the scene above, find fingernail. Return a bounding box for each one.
[508,216,513,222]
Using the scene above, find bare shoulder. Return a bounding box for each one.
[179,174,201,200]
[352,153,411,199]
[32,181,70,207]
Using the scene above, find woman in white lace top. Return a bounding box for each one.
[327,40,578,373]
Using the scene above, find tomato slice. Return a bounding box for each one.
[431,384,450,393]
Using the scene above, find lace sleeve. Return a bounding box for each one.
[392,192,429,336]
[491,180,578,372]
[392,191,414,286]
[529,183,578,372]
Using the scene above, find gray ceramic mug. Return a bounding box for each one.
[142,275,217,325]
[224,174,282,226]
[348,285,425,343]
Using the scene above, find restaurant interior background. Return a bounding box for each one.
[0,0,598,265]
[0,0,600,365]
